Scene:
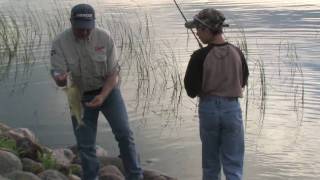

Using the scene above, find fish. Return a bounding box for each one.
[63,73,85,128]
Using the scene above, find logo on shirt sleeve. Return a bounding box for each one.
[95,46,105,52]
[50,49,56,56]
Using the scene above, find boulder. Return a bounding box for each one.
[98,156,125,174]
[0,150,22,175]
[68,174,81,180]
[96,145,108,158]
[38,170,68,180]
[21,158,44,174]
[4,170,41,180]
[99,165,124,180]
[52,148,75,167]
[69,145,108,165]
[99,174,124,180]
[143,169,177,180]
[6,128,37,143]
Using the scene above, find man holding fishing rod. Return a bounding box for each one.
[183,7,249,180]
[50,4,143,180]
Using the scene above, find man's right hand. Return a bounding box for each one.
[52,72,67,87]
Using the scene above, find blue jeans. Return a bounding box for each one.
[198,96,244,180]
[71,88,143,180]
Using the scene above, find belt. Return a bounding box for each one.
[83,87,102,95]
[200,95,238,101]
[225,97,238,101]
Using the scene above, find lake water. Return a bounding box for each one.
[0,0,319,179]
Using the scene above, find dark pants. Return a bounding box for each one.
[72,88,143,180]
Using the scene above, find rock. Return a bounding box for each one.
[52,148,75,167]
[99,174,124,180]
[4,170,41,180]
[6,128,37,143]
[68,145,78,155]
[68,145,80,165]
[96,145,108,158]
[99,165,124,179]
[143,170,164,180]
[38,170,68,180]
[0,150,22,175]
[69,144,108,165]
[143,169,177,180]
[68,174,81,180]
[98,156,125,174]
[0,123,10,133]
[21,158,44,174]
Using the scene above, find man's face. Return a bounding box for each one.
[72,27,93,40]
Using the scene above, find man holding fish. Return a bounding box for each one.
[50,4,143,180]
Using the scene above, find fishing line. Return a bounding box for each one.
[173,0,203,48]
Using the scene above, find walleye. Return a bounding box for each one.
[63,73,85,128]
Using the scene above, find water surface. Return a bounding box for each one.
[0,0,319,179]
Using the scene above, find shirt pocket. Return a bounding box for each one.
[91,51,107,77]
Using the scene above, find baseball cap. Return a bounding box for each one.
[185,8,229,31]
[70,4,95,29]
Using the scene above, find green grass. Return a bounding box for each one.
[37,151,57,170]
[0,136,17,152]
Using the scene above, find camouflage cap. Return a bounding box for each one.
[185,8,229,31]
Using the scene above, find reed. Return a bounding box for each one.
[0,3,305,126]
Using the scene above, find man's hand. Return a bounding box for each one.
[85,94,106,108]
[52,71,67,87]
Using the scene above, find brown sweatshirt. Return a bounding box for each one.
[201,43,244,97]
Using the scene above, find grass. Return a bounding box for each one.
[37,151,57,170]
[0,136,18,152]
[0,136,28,157]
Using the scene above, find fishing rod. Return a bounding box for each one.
[173,0,203,48]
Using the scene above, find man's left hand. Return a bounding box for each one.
[85,94,106,108]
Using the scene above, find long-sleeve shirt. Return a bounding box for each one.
[184,42,249,98]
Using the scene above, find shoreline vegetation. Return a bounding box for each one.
[0,122,177,180]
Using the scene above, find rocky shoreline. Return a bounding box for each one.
[0,123,177,180]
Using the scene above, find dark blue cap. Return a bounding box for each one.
[70,4,95,29]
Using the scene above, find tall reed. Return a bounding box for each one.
[0,3,305,126]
